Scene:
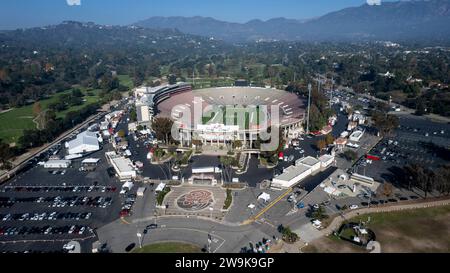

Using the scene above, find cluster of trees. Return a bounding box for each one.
[47,89,84,112]
[277,225,299,244]
[316,134,335,151]
[370,102,400,136]
[220,156,239,183]
[401,164,450,197]
[152,117,176,145]
[0,139,14,170]
[18,103,100,149]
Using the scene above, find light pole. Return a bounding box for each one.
[306,83,312,135]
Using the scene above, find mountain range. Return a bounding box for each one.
[135,0,450,43]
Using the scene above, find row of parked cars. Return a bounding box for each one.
[1,212,92,222]
[119,193,136,217]
[0,195,112,208]
[0,225,92,237]
[49,196,113,208]
[1,185,117,193]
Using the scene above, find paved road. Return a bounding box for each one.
[97,216,272,253]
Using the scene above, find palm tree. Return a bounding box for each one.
[220,156,234,183]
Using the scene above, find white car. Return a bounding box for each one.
[78,227,86,235]
[63,244,75,251]
[350,205,359,210]
[68,225,76,234]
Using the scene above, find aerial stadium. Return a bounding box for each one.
[135,83,306,149]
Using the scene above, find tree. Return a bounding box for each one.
[71,88,83,98]
[152,117,174,144]
[232,140,243,150]
[0,139,14,169]
[343,150,358,162]
[311,205,328,220]
[220,156,235,183]
[377,182,394,197]
[435,165,450,195]
[192,139,203,150]
[117,129,126,138]
[168,74,177,85]
[316,139,327,151]
[129,107,137,122]
[372,112,399,136]
[279,225,299,244]
[324,134,335,146]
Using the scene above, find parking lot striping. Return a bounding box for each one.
[0,235,95,244]
[247,187,293,223]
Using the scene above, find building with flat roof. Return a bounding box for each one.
[296,156,321,172]
[272,164,312,189]
[136,104,151,126]
[319,154,335,168]
[349,130,364,142]
[105,152,136,181]
[44,160,71,169]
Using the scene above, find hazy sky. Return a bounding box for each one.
[0,0,385,30]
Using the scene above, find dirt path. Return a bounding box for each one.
[321,197,450,236]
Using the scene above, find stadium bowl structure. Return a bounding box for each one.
[155,86,306,147]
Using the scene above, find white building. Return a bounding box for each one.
[136,104,151,125]
[44,160,71,169]
[349,130,364,142]
[105,151,137,181]
[67,131,100,155]
[296,156,321,173]
[272,164,312,189]
[319,154,335,168]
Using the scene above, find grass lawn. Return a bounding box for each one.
[132,242,202,253]
[186,78,235,89]
[117,74,134,89]
[0,88,102,144]
[304,205,450,253]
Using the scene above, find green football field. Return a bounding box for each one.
[202,105,267,130]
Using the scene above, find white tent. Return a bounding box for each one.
[67,131,100,155]
[258,192,271,202]
[155,182,166,192]
[122,181,134,190]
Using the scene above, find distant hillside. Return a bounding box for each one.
[135,0,450,43]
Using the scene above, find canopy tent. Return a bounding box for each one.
[258,192,271,202]
[155,182,166,192]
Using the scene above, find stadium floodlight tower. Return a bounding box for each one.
[306,83,312,134]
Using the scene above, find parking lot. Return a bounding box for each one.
[354,132,449,184]
[0,145,131,253]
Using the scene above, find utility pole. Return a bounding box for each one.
[306,83,312,134]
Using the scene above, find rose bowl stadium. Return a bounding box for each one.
[135,83,306,148]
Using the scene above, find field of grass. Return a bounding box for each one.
[117,74,134,89]
[0,88,102,144]
[187,78,235,89]
[132,242,202,253]
[304,205,450,253]
[202,106,264,130]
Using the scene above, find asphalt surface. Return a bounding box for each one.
[97,217,272,253]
